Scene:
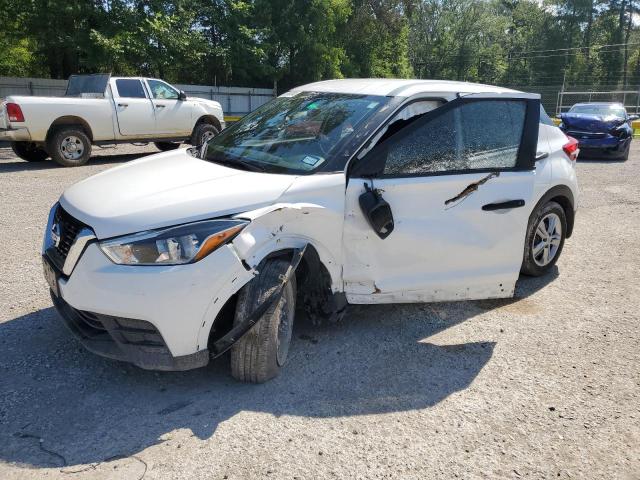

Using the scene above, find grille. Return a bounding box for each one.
[54,206,86,259]
[567,130,607,139]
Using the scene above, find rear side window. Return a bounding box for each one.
[540,105,555,126]
[382,100,526,176]
[115,79,146,99]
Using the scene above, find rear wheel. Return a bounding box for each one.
[11,142,49,162]
[47,127,91,167]
[154,142,181,152]
[521,201,567,276]
[230,258,297,383]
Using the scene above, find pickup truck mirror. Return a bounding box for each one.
[178,90,187,101]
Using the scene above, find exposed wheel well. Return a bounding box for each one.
[46,116,94,142]
[206,245,344,349]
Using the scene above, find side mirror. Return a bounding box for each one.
[628,114,639,122]
[358,184,394,239]
[178,90,187,101]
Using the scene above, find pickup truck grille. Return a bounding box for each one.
[46,206,88,272]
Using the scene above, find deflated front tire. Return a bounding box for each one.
[230,258,297,383]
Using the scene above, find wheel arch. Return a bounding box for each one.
[193,114,222,133]
[46,116,94,142]
[532,185,576,238]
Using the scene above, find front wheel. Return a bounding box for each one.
[190,123,219,147]
[521,201,567,276]
[230,258,297,383]
[11,142,49,162]
[47,127,92,167]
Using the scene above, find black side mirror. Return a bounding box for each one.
[178,90,187,101]
[628,114,639,122]
[359,183,394,239]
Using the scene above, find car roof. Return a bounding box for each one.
[286,78,522,98]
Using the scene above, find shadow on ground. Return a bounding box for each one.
[0,269,557,468]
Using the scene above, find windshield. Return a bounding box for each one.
[203,92,389,174]
[569,104,626,118]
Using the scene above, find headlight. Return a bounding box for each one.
[99,219,248,265]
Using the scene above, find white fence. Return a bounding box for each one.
[0,76,275,116]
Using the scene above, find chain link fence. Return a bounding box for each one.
[0,76,275,117]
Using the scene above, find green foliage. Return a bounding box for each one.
[0,0,639,91]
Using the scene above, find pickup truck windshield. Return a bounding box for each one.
[204,92,389,174]
[65,74,110,97]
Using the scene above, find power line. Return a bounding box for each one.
[510,41,640,55]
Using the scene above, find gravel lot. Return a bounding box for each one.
[0,143,638,480]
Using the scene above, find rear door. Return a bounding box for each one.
[343,93,541,303]
[112,78,155,136]
[145,79,192,136]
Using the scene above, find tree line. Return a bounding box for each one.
[1,0,638,92]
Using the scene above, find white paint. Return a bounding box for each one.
[0,76,224,143]
[343,171,534,302]
[59,149,298,239]
[47,79,580,363]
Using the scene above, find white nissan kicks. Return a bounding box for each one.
[43,79,579,382]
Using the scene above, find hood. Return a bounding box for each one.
[561,113,624,132]
[190,97,222,109]
[60,149,297,239]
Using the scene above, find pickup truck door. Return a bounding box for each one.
[342,93,541,304]
[145,79,192,136]
[111,78,156,136]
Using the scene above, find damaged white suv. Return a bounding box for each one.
[43,79,579,382]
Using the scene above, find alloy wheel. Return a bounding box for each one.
[532,212,562,267]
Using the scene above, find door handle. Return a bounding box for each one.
[117,103,128,107]
[536,151,549,161]
[482,199,525,211]
[155,104,166,109]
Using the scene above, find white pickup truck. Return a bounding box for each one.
[0,74,225,166]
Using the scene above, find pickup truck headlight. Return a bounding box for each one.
[99,219,248,265]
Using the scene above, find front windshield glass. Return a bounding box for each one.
[203,92,389,174]
[569,104,626,118]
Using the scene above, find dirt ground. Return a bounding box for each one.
[0,143,638,479]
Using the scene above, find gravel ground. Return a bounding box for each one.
[0,144,638,479]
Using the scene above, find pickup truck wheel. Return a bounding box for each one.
[230,258,297,383]
[11,142,49,162]
[521,201,567,277]
[191,123,219,147]
[47,127,91,167]
[154,142,181,152]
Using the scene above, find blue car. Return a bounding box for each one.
[559,102,637,161]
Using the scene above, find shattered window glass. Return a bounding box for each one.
[382,100,525,175]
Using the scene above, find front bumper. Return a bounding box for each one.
[48,240,253,370]
[51,291,209,370]
[0,126,31,142]
[562,129,630,158]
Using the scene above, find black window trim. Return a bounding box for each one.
[349,94,541,179]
